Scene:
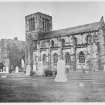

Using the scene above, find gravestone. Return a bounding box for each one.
[26,65,31,76]
[54,59,67,82]
[5,67,9,73]
[104,65,105,71]
[15,66,19,73]
[21,59,25,70]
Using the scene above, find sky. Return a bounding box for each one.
[0,1,105,41]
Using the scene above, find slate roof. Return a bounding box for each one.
[39,21,100,40]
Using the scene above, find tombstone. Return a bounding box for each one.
[33,64,37,72]
[15,66,19,73]
[104,65,105,71]
[21,59,25,69]
[54,59,68,82]
[26,65,31,76]
[37,61,44,76]
[4,66,9,73]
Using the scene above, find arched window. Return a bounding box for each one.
[61,39,65,47]
[51,40,54,48]
[73,37,77,45]
[79,51,85,63]
[86,35,92,44]
[65,52,71,65]
[42,54,47,64]
[53,53,58,64]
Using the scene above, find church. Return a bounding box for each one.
[25,12,105,76]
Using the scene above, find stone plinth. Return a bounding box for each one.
[15,66,19,73]
[26,65,31,76]
[54,59,67,82]
[5,67,9,73]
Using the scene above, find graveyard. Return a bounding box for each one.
[0,71,105,102]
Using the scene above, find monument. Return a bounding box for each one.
[5,67,9,73]
[26,65,31,76]
[15,66,19,73]
[21,59,25,70]
[54,59,68,82]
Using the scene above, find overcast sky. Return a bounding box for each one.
[0,1,105,41]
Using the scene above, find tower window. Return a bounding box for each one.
[29,17,35,31]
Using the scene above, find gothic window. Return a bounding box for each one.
[53,53,58,64]
[86,35,92,44]
[32,40,37,50]
[73,37,77,45]
[79,51,85,63]
[65,52,71,65]
[93,33,98,43]
[35,55,37,62]
[42,54,47,64]
[51,40,54,48]
[61,39,65,47]
[29,17,35,31]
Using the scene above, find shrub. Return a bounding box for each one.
[44,70,53,77]
[30,71,35,76]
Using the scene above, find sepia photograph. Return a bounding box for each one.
[0,0,105,102]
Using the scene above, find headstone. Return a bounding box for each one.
[33,64,37,72]
[37,61,44,76]
[21,59,25,69]
[26,65,31,76]
[54,59,67,82]
[104,65,105,71]
[15,66,19,73]
[79,82,84,87]
[5,67,9,73]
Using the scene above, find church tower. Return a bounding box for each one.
[25,12,52,33]
[25,12,52,75]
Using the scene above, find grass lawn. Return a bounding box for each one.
[0,74,105,102]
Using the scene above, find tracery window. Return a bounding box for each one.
[42,54,47,64]
[29,17,35,31]
[53,53,58,64]
[51,40,54,48]
[79,51,85,63]
[86,35,92,44]
[73,37,77,45]
[65,52,71,65]
[61,39,65,47]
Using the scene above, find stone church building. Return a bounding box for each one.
[25,12,105,75]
